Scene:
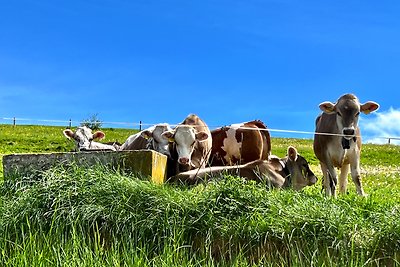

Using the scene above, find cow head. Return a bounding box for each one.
[141,124,172,157]
[63,126,106,151]
[162,125,209,167]
[283,146,318,190]
[319,94,379,148]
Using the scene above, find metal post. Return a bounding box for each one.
[388,138,391,144]
[13,117,16,127]
[139,120,142,131]
[68,119,72,129]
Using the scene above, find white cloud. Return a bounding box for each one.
[360,108,400,145]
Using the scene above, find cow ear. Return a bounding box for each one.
[287,146,298,161]
[93,131,105,140]
[162,131,175,142]
[141,130,153,139]
[63,129,74,139]
[319,101,336,114]
[360,101,379,115]
[196,131,209,141]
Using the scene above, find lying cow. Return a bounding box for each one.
[118,123,172,157]
[170,146,317,190]
[313,93,379,196]
[63,126,117,151]
[210,120,271,166]
[162,114,212,175]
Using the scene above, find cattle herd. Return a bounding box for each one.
[63,93,379,197]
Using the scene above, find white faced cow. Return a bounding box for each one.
[119,123,172,157]
[313,93,379,196]
[63,126,117,151]
[162,114,212,174]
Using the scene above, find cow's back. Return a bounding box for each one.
[314,113,337,163]
[244,120,271,160]
[210,120,271,166]
[120,134,148,150]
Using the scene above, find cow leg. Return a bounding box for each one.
[321,163,337,197]
[350,164,366,196]
[339,164,350,194]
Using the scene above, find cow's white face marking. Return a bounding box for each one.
[163,125,209,167]
[222,125,242,164]
[63,126,106,151]
[121,124,172,156]
[173,126,197,166]
[148,124,172,157]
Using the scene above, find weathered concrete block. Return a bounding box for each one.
[2,150,167,184]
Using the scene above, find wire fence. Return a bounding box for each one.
[1,116,400,144]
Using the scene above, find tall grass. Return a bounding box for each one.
[1,164,400,266]
[1,124,400,266]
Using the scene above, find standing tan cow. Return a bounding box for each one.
[209,120,271,166]
[162,114,212,175]
[313,93,379,196]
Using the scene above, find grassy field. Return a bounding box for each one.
[1,124,400,266]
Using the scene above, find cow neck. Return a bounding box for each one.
[278,157,291,186]
[146,137,155,150]
[341,136,357,149]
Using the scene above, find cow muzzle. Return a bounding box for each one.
[178,157,190,165]
[342,127,355,140]
[341,127,356,149]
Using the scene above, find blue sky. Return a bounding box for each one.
[1,0,400,143]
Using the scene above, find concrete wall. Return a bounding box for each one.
[2,150,167,184]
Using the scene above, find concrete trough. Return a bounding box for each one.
[2,150,167,184]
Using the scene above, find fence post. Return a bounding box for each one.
[13,117,16,127]
[139,121,142,131]
[388,138,391,144]
[68,119,72,129]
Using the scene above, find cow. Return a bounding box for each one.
[162,114,212,175]
[313,93,379,197]
[63,126,117,151]
[170,146,317,190]
[119,123,172,157]
[209,120,271,166]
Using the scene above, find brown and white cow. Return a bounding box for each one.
[162,114,212,175]
[209,120,271,166]
[170,146,317,190]
[119,123,172,157]
[63,126,117,151]
[313,93,379,196]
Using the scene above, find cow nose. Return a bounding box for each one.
[178,157,190,165]
[343,128,355,136]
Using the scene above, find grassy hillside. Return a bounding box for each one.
[1,124,400,266]
[0,124,136,177]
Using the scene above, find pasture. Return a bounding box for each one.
[0,124,400,266]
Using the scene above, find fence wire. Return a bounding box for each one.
[1,116,400,143]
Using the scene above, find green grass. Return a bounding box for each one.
[0,124,135,177]
[1,124,400,266]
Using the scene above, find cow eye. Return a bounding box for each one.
[337,112,342,117]
[355,112,360,117]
